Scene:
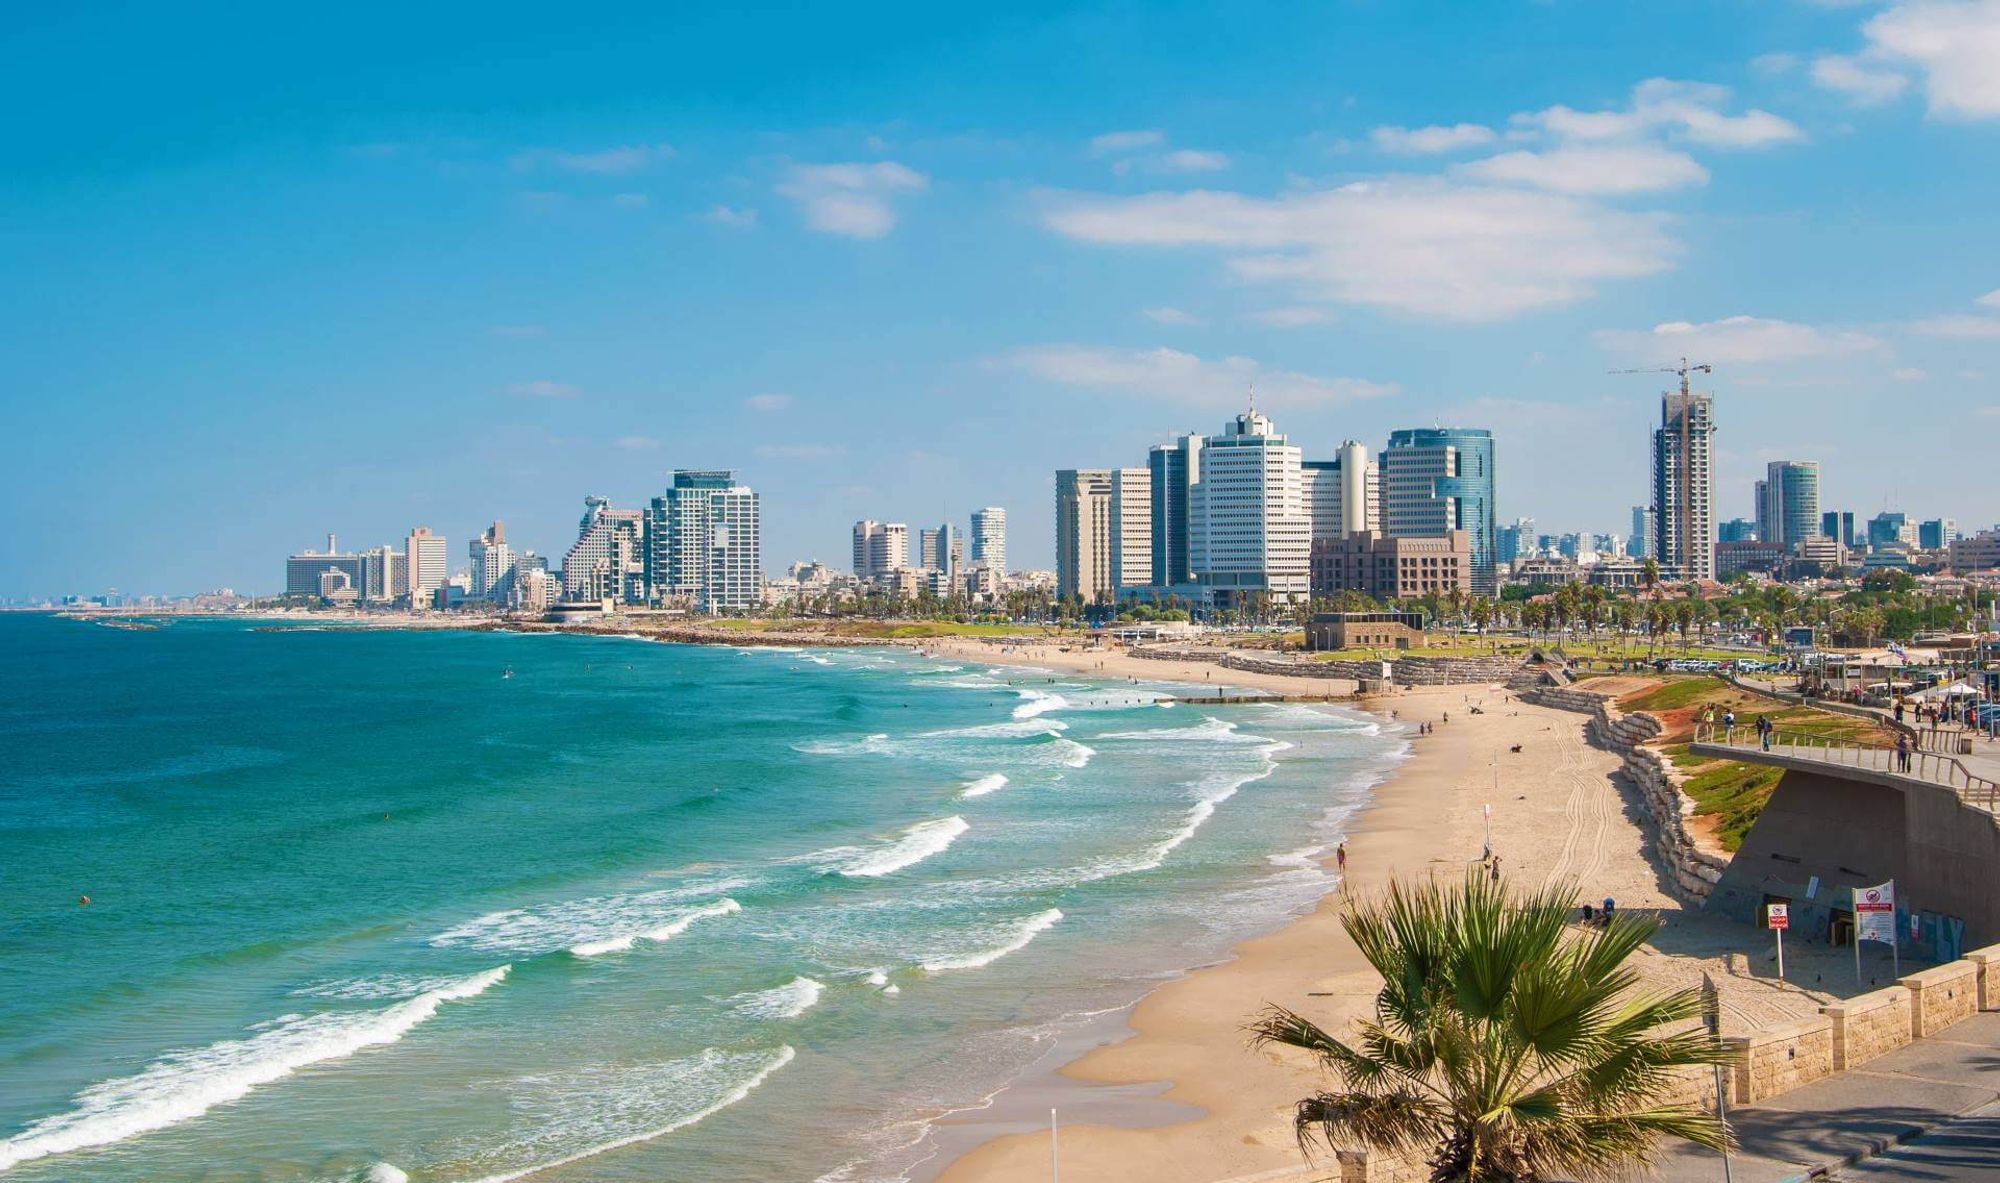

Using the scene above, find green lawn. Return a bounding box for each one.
[1679,761,1786,851]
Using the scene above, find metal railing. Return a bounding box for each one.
[1692,722,2000,813]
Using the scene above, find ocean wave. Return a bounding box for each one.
[292,973,475,1001]
[957,773,1008,799]
[429,879,748,957]
[569,898,742,957]
[0,966,510,1173]
[1097,717,1267,744]
[811,816,969,878]
[922,718,1066,739]
[920,908,1063,973]
[1009,690,1069,720]
[462,1046,796,1183]
[727,976,826,1020]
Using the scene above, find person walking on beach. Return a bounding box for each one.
[1335,842,1347,873]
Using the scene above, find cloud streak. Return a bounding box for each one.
[1005,344,1394,410]
[777,162,929,238]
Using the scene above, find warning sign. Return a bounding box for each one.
[1767,903,1789,930]
[1855,882,1896,945]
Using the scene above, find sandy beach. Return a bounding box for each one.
[918,640,1858,1183]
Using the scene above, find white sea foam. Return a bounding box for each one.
[1010,690,1070,719]
[925,719,1066,739]
[814,816,970,878]
[920,908,1063,973]
[957,773,1009,799]
[1098,717,1265,744]
[569,898,742,957]
[463,1046,795,1183]
[292,973,472,1001]
[0,966,510,1173]
[366,1165,410,1183]
[1051,739,1094,769]
[728,976,826,1020]
[430,879,748,957]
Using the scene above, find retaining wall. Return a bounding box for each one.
[1520,685,1730,901]
[1723,1015,1835,1103]
[1901,960,1979,1036]
[1129,645,1523,687]
[1968,942,2000,1010]
[1822,985,1914,1070]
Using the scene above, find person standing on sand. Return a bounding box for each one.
[1335,842,1347,872]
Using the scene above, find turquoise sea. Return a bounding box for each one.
[0,614,1401,1183]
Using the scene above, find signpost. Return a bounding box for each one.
[1701,971,1733,1183]
[1766,903,1788,980]
[1854,881,1898,983]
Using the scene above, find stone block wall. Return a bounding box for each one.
[1128,645,1524,688]
[1821,985,1914,1070]
[1520,686,1730,902]
[1723,1015,1835,1103]
[1900,960,1979,1036]
[1968,942,2000,1010]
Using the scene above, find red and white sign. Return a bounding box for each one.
[1767,903,1789,930]
[1855,881,1896,945]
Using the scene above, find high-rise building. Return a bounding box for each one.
[1718,518,1758,544]
[406,526,448,606]
[938,522,964,578]
[286,538,367,602]
[1756,461,1820,549]
[1109,467,1153,589]
[1381,427,1496,595]
[1919,518,1958,550]
[646,471,761,612]
[468,521,516,603]
[1867,511,1914,550]
[1302,440,1381,545]
[1651,391,1716,581]
[1146,433,1202,587]
[850,520,909,579]
[1188,408,1310,606]
[918,527,942,571]
[1822,510,1857,549]
[970,507,1006,574]
[1055,469,1114,605]
[1629,507,1655,560]
[564,496,645,602]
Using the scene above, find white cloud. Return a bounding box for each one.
[512,143,676,174]
[1515,78,1805,149]
[776,161,929,238]
[754,443,846,459]
[1370,123,1498,154]
[704,204,758,229]
[1811,54,1912,105]
[745,393,794,412]
[1142,306,1202,325]
[1863,0,2000,119]
[1156,148,1231,173]
[1457,144,1709,195]
[1004,344,1394,410]
[1248,306,1338,327]
[505,380,582,399]
[1040,178,1677,321]
[615,435,661,450]
[1090,129,1167,154]
[1911,314,2000,338]
[1977,288,2000,307]
[1593,315,1885,363]
[1892,367,1929,380]
[611,192,650,208]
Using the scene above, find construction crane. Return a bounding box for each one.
[1614,358,1715,584]
[1610,357,1711,400]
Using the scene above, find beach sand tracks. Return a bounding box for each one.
[1537,718,1618,894]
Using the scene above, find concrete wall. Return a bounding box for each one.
[1901,960,1979,1036]
[1705,769,1907,938]
[1130,645,1521,687]
[1822,986,1914,1070]
[1723,1015,1835,1103]
[1969,942,2000,1010]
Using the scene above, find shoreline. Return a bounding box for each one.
[915,639,1494,1183]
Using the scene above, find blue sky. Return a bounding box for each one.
[4,0,1998,598]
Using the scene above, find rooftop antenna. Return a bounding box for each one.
[1246,381,1256,413]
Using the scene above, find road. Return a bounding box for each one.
[1831,1103,2000,1181]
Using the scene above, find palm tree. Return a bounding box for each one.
[1250,874,1731,1182]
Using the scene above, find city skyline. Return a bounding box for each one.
[7,2,2000,599]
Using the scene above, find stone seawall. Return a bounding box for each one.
[1823,985,1914,1070]
[1521,685,1730,901]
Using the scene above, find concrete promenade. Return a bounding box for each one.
[1655,1011,2000,1183]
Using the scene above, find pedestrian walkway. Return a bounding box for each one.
[1653,1011,2000,1183]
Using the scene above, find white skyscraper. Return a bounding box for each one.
[1054,471,1113,604]
[970,506,1007,574]
[563,496,645,602]
[852,521,909,578]
[1188,407,1309,606]
[405,526,447,607]
[468,521,516,602]
[1109,468,1153,589]
[648,471,761,612]
[1301,439,1380,544]
[701,484,762,613]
